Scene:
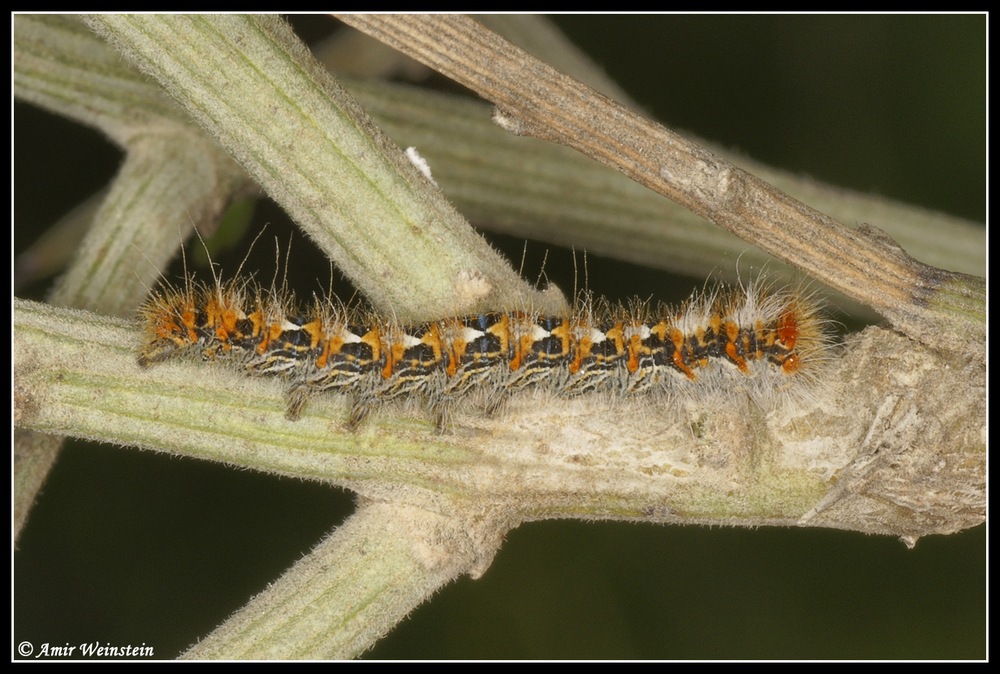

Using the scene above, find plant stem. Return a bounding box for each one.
[182,501,498,659]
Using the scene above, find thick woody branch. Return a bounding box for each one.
[15,298,985,542]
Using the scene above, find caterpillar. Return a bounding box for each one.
[137,274,830,431]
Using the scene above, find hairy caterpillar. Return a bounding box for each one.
[136,271,830,431]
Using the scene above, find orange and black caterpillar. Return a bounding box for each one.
[138,276,829,430]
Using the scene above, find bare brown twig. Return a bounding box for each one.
[338,14,985,361]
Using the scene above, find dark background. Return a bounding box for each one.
[14,15,985,659]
